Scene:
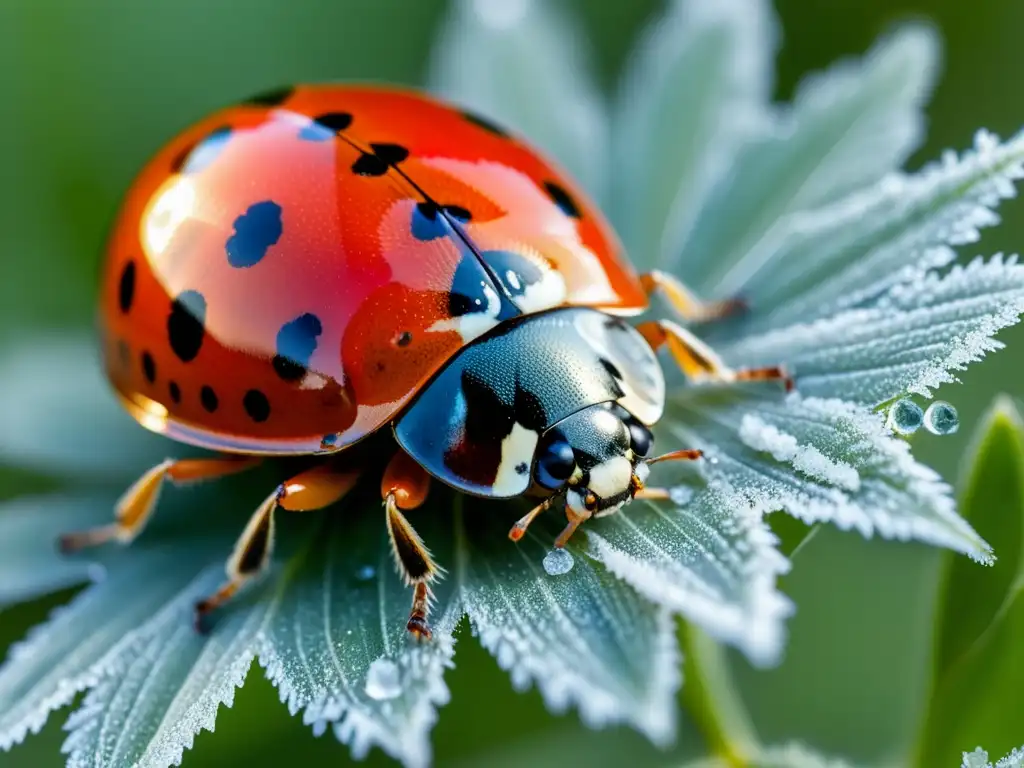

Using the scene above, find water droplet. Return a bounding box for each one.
[924,401,959,435]
[886,398,924,435]
[542,548,574,576]
[355,565,375,581]
[364,658,402,701]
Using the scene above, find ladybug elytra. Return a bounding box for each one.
[61,84,790,639]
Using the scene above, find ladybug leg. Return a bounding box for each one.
[58,455,261,552]
[194,461,362,631]
[381,451,442,641]
[553,504,591,549]
[636,318,794,391]
[641,270,746,323]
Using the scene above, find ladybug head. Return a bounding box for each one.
[532,402,654,518]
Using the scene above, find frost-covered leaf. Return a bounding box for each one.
[676,25,937,293]
[917,397,1024,767]
[611,0,776,269]
[258,490,460,768]
[735,129,1024,326]
[0,494,111,609]
[0,549,203,751]
[0,336,170,480]
[458,504,680,745]
[665,389,991,563]
[61,566,260,768]
[585,481,793,667]
[427,0,607,199]
[962,745,1024,768]
[714,257,1024,405]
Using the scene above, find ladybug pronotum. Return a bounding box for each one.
[61,85,791,639]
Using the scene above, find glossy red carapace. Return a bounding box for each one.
[99,84,648,456]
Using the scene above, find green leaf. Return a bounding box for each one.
[0,493,112,609]
[427,0,608,201]
[0,336,171,481]
[611,0,777,271]
[936,395,1024,675]
[666,389,992,564]
[960,745,1024,768]
[257,492,460,768]
[767,513,820,561]
[916,395,1024,766]
[61,566,260,768]
[674,24,938,293]
[584,481,793,667]
[459,504,680,746]
[751,742,863,768]
[0,549,204,751]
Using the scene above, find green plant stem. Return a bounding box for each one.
[679,621,761,767]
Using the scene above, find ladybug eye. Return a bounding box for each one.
[534,437,575,490]
[627,421,653,457]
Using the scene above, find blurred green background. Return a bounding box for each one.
[2,0,1023,766]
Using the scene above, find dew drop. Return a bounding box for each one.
[355,565,375,581]
[886,398,924,435]
[542,548,574,576]
[924,401,960,435]
[669,486,695,506]
[364,658,402,701]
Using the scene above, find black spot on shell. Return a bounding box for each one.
[481,250,545,299]
[168,290,207,363]
[118,261,136,314]
[543,181,581,218]
[599,358,623,381]
[444,205,472,223]
[461,110,511,138]
[299,112,353,141]
[273,312,323,382]
[394,331,413,348]
[244,86,294,107]
[411,202,446,241]
[201,385,219,413]
[351,143,409,176]
[226,201,283,268]
[448,257,494,317]
[169,381,182,404]
[244,389,271,423]
[141,351,156,384]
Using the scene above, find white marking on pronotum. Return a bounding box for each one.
[427,282,503,342]
[492,422,540,495]
[515,263,567,314]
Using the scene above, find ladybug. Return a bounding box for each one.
[60,84,790,639]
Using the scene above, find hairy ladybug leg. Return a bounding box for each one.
[194,461,362,631]
[381,451,442,641]
[637,318,794,391]
[641,270,746,323]
[58,455,261,553]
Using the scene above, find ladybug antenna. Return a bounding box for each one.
[646,448,704,465]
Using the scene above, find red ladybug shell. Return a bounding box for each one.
[99,84,648,455]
